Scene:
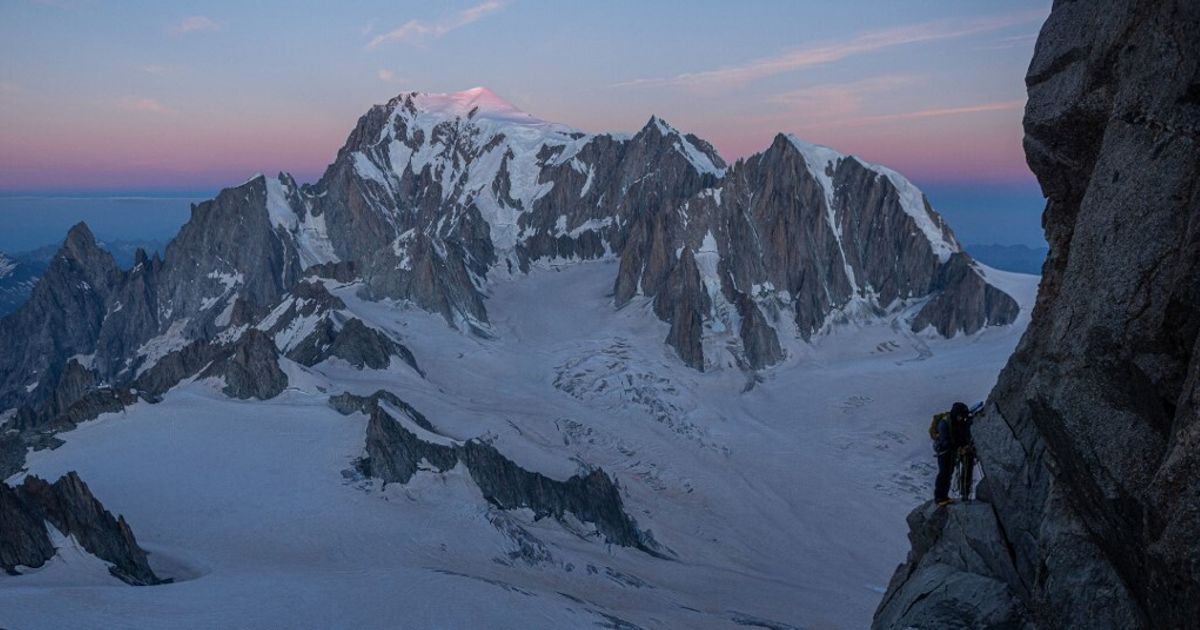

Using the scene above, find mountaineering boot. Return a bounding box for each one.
[936,498,955,507]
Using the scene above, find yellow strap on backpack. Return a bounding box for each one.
[929,412,948,440]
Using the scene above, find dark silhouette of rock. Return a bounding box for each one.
[1,472,164,585]
[0,481,55,573]
[360,405,457,483]
[875,1,1200,628]
[288,317,422,374]
[329,390,436,431]
[0,433,24,479]
[460,440,651,552]
[333,391,659,552]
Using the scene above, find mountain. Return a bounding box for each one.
[0,87,1032,626]
[17,238,166,269]
[965,243,1048,275]
[0,239,165,317]
[0,87,1017,421]
[874,1,1200,628]
[0,252,45,317]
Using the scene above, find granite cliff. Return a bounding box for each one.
[875,1,1200,627]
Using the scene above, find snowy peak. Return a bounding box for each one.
[390,87,559,128]
[637,115,727,176]
[642,115,674,136]
[781,133,959,263]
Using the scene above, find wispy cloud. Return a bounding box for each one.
[768,75,918,118]
[367,1,505,49]
[142,64,177,76]
[377,69,405,84]
[171,16,221,35]
[617,9,1047,92]
[788,99,1026,132]
[843,100,1026,125]
[119,97,174,114]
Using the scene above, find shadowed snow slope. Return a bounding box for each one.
[1,260,1037,629]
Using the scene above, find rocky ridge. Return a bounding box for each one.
[0,471,164,586]
[335,390,659,553]
[874,1,1200,628]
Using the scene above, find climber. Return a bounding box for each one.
[930,401,975,506]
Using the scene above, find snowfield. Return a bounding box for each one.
[1,261,1039,629]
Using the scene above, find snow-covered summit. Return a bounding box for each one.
[407,87,539,124]
[387,87,577,132]
[643,116,727,177]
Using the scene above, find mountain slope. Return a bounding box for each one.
[0,252,46,317]
[2,259,1039,628]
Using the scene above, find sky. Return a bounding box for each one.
[0,0,1051,249]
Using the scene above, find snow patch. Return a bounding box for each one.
[265,175,340,268]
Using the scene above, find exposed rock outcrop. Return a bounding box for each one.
[876,1,1200,628]
[911,253,1021,337]
[360,404,457,484]
[288,317,421,374]
[874,501,1032,629]
[200,329,288,400]
[1,471,164,585]
[333,391,657,552]
[329,389,436,432]
[0,480,55,572]
[0,433,24,479]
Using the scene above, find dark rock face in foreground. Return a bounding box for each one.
[876,1,1200,628]
[0,471,164,585]
[874,502,1032,629]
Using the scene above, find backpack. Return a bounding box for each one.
[929,412,950,441]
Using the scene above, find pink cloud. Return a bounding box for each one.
[766,75,920,119]
[617,9,1047,92]
[119,97,174,114]
[171,16,220,35]
[368,1,505,49]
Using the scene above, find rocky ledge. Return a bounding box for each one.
[873,499,1032,629]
